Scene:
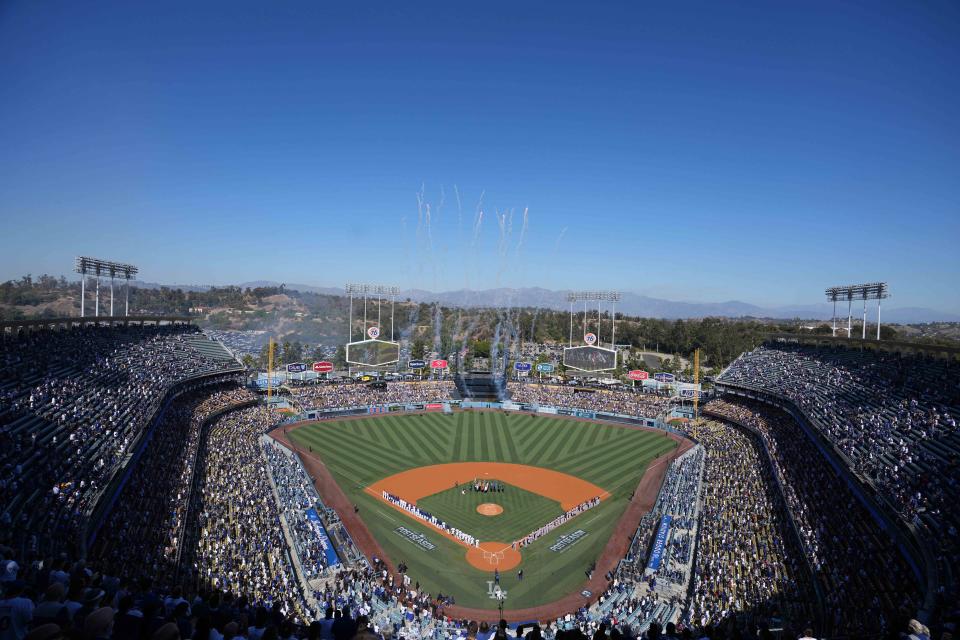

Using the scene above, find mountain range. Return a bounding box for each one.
[129,279,959,324]
[221,281,960,324]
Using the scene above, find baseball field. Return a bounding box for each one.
[285,411,677,611]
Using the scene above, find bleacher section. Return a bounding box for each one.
[717,341,960,593]
[0,323,241,558]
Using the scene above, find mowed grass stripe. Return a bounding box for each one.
[319,425,408,476]
[300,422,393,465]
[475,412,489,460]
[514,417,551,459]
[409,416,450,461]
[601,437,675,480]
[397,416,446,461]
[365,418,406,454]
[467,411,480,459]
[453,413,473,461]
[461,412,474,460]
[566,437,672,484]
[583,422,603,448]
[596,425,614,445]
[534,420,569,462]
[547,420,592,464]
[496,413,521,463]
[450,412,465,460]
[296,428,393,481]
[418,414,453,457]
[524,418,566,462]
[511,415,550,451]
[347,418,399,451]
[488,415,507,461]
[565,428,668,470]
[560,434,654,477]
[344,419,369,441]
[539,419,577,463]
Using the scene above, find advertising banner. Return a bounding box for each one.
[305,508,340,567]
[647,515,672,570]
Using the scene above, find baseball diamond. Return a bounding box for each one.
[283,410,678,610]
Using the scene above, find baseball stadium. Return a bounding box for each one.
[1,281,957,640]
[2,5,958,640]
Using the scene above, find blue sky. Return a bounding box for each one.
[1,1,958,310]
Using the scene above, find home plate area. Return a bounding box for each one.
[466,541,522,570]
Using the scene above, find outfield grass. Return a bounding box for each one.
[418,482,564,543]
[289,411,675,610]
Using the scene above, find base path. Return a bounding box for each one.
[270,410,692,622]
[370,462,607,512]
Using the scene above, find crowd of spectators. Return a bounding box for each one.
[262,441,344,580]
[90,386,257,587]
[181,406,315,624]
[705,397,925,638]
[290,383,455,411]
[5,323,950,640]
[506,384,669,418]
[648,466,700,596]
[682,420,815,630]
[719,343,960,538]
[0,324,240,559]
[719,341,960,632]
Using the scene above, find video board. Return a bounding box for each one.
[563,345,617,372]
[346,339,401,366]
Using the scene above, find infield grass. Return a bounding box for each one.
[418,482,564,543]
[288,411,676,611]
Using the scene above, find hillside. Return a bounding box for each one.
[3,275,959,371]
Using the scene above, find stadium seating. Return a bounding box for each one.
[1,328,948,640]
[507,383,670,418]
[0,324,241,558]
[704,397,924,638]
[718,342,960,593]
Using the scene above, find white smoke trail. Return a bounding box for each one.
[490,320,501,377]
[554,226,568,253]
[454,184,463,235]
[514,207,529,257]
[399,302,421,348]
[433,303,443,356]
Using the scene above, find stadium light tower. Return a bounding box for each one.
[345,283,400,341]
[825,282,889,340]
[75,257,139,318]
[566,291,621,348]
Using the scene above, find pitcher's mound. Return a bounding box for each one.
[465,541,522,571]
[477,503,503,516]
